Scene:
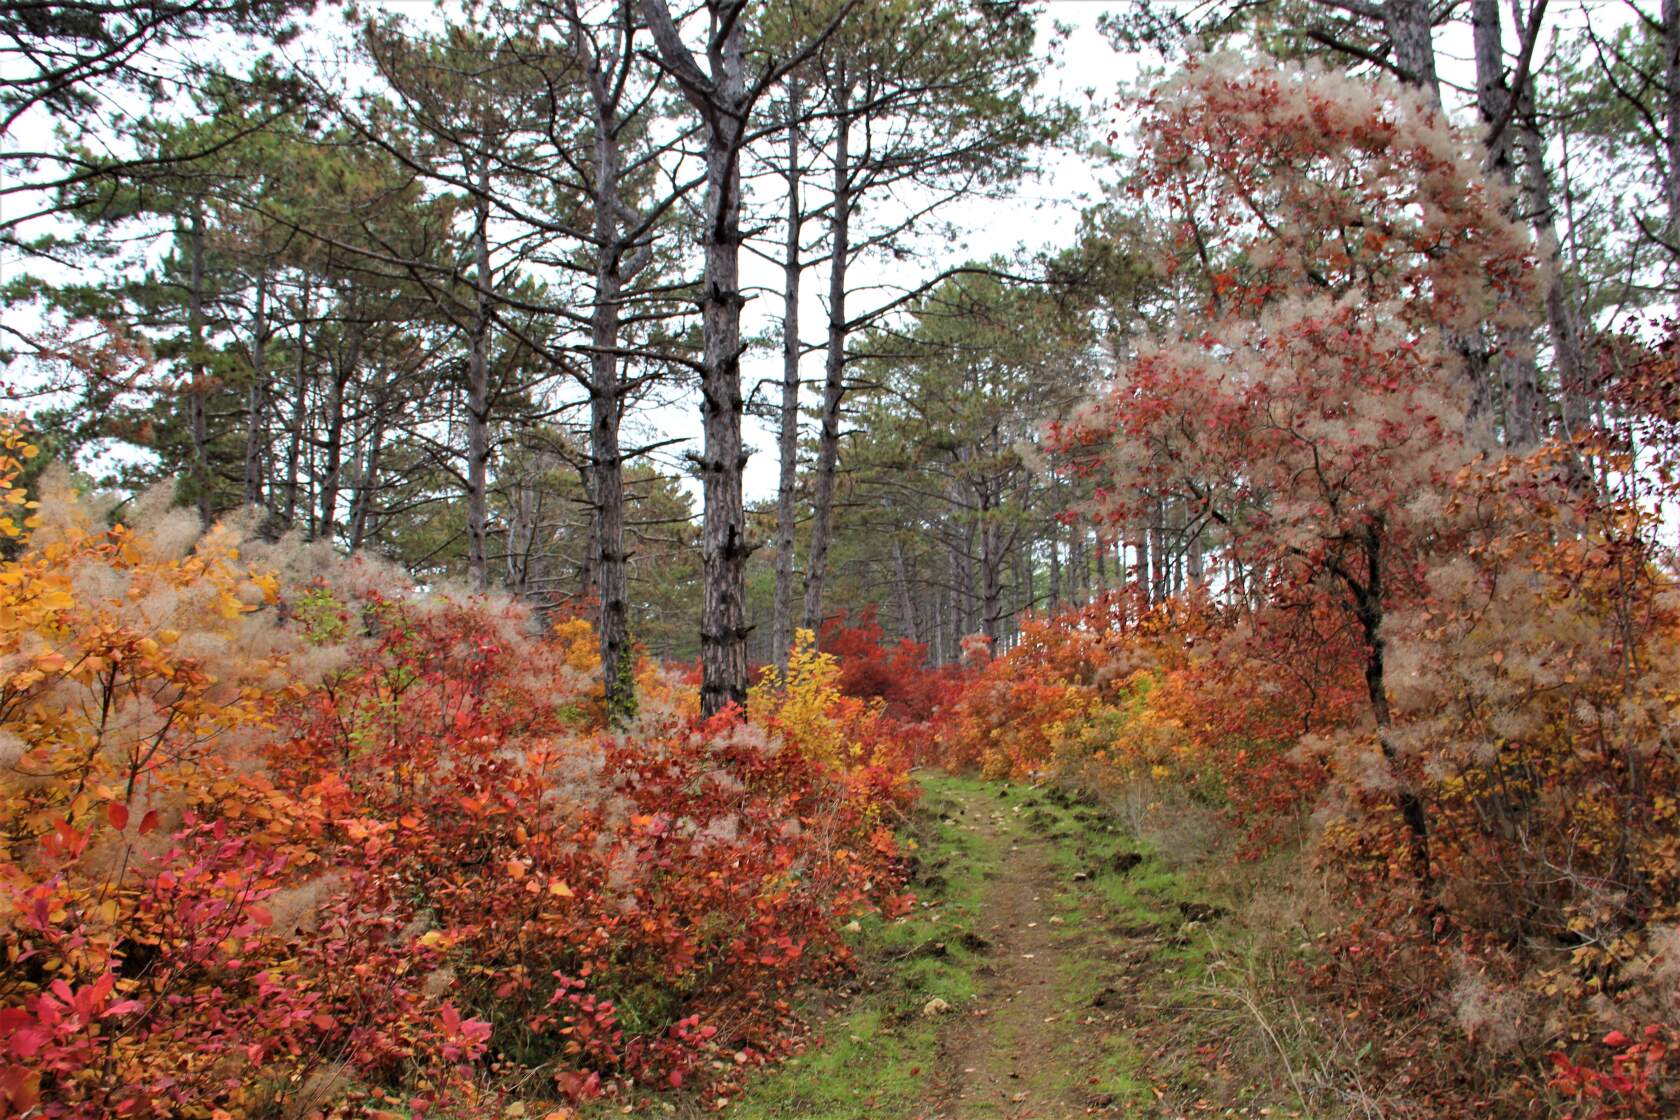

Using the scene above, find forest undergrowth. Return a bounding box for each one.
[11,1,1680,1117]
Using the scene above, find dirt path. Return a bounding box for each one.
[727,774,1191,1120]
[923,789,1112,1120]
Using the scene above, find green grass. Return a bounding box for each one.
[727,773,1231,1118]
[724,773,1007,1119]
[704,774,1243,1119]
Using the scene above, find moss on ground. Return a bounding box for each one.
[724,774,1008,1120]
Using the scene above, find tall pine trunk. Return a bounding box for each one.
[640,0,755,716]
[284,283,309,527]
[187,203,211,528]
[1666,1,1680,245]
[1384,0,1440,101]
[465,174,493,592]
[803,67,852,633]
[892,535,919,643]
[244,269,269,510]
[773,80,805,671]
[588,78,635,720]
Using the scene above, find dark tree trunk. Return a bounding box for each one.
[642,0,754,716]
[773,80,805,672]
[1342,520,1437,912]
[1472,0,1514,178]
[1472,0,1541,448]
[979,489,1001,647]
[892,535,918,643]
[1048,531,1061,609]
[284,283,309,528]
[1069,518,1086,606]
[318,342,351,544]
[244,269,269,510]
[349,408,385,553]
[1135,529,1151,606]
[1149,504,1168,603]
[1011,540,1030,622]
[1515,78,1590,446]
[466,176,493,592]
[803,67,853,633]
[1666,0,1680,241]
[583,44,636,721]
[187,203,211,528]
[1384,0,1440,101]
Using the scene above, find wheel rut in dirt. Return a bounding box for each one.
[922,788,1117,1120]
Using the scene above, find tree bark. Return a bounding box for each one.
[1135,529,1151,606]
[1149,502,1168,603]
[465,168,493,593]
[1048,529,1061,609]
[1384,0,1440,102]
[284,282,309,528]
[979,486,1001,646]
[1010,542,1030,633]
[582,30,636,721]
[892,534,918,643]
[1473,0,1514,178]
[1517,84,1589,446]
[773,79,805,672]
[803,64,852,633]
[186,203,212,528]
[1665,0,1680,241]
[244,269,269,510]
[642,0,753,716]
[1069,517,1086,606]
[1473,0,1541,448]
[349,401,386,553]
[1344,521,1437,911]
[318,327,357,544]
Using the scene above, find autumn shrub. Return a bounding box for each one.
[0,417,911,1119]
[932,56,1680,1117]
[814,609,968,763]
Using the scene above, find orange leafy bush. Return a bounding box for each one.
[0,416,911,1118]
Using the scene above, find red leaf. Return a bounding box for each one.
[106,801,129,831]
[137,809,159,835]
[7,1026,50,1059]
[246,904,273,928]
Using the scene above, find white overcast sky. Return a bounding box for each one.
[0,0,1618,507]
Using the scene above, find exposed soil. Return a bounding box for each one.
[921,790,1125,1120]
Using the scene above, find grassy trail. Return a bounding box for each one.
[726,773,1244,1120]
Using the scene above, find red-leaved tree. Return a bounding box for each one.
[1052,55,1538,905]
